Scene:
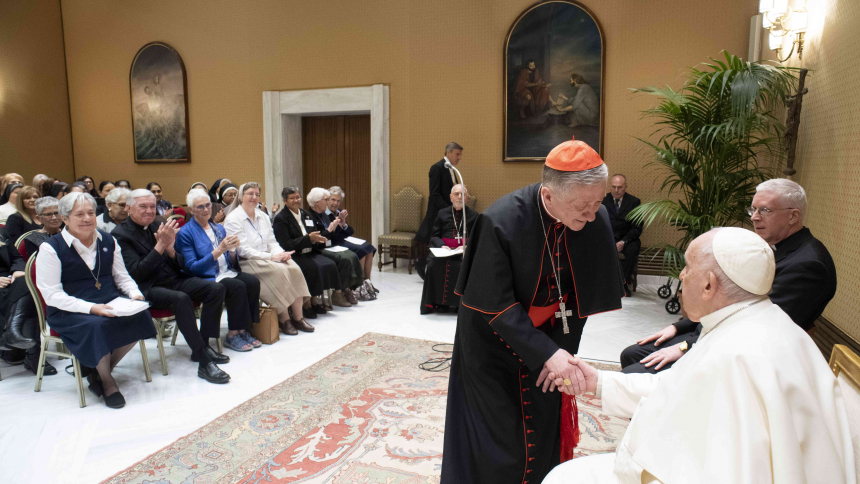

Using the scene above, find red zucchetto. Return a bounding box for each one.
[545,135,604,172]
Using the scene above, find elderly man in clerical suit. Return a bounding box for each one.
[419,184,478,314]
[416,142,463,244]
[601,174,642,297]
[620,178,837,374]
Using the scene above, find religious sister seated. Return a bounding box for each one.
[420,184,477,314]
[542,228,855,484]
[35,192,156,409]
[326,186,378,296]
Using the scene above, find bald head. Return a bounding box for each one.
[610,174,627,200]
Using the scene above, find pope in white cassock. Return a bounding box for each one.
[543,227,856,484]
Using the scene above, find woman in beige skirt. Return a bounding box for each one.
[224,182,314,335]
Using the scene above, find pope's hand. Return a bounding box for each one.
[637,324,677,347]
[553,357,598,395]
[538,349,586,395]
[641,343,684,370]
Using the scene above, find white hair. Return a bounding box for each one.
[34,196,58,215]
[58,192,97,217]
[756,178,806,220]
[106,187,129,204]
[307,187,330,206]
[125,188,156,207]
[696,229,756,304]
[328,186,345,199]
[542,164,609,192]
[186,188,210,207]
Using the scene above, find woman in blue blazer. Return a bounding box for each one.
[176,189,263,352]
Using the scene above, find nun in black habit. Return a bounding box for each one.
[419,184,478,314]
[441,137,625,484]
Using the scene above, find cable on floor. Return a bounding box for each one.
[419,343,453,372]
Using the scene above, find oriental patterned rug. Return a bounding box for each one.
[103,333,630,484]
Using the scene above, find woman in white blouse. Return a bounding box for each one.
[224,182,313,335]
[35,192,156,409]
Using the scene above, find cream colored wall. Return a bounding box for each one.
[771,0,860,341]
[58,0,757,248]
[0,0,74,183]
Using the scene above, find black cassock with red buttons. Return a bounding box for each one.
[441,182,624,484]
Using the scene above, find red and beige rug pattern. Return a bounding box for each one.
[104,333,629,484]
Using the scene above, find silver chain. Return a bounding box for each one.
[537,188,567,311]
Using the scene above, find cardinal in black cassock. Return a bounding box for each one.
[420,184,478,314]
[441,137,625,484]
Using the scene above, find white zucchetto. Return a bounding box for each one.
[712,227,775,295]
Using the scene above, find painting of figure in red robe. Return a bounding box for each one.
[505,1,604,161]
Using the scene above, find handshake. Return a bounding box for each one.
[535,348,599,396]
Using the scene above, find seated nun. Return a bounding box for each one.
[326,186,378,297]
[213,182,238,223]
[223,182,314,336]
[542,227,855,484]
[35,192,156,409]
[96,187,129,233]
[175,189,262,355]
[420,184,478,314]
[272,186,348,314]
[306,187,367,303]
[22,197,63,257]
[0,182,23,226]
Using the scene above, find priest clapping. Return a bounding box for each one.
[542,227,856,484]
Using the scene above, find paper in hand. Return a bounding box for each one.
[104,297,150,317]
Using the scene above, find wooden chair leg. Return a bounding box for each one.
[139,340,152,383]
[73,357,86,408]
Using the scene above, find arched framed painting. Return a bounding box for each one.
[129,42,191,163]
[504,1,605,161]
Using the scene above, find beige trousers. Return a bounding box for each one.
[239,259,310,320]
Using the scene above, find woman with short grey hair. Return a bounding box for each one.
[97,187,130,233]
[326,186,378,297]
[21,197,63,257]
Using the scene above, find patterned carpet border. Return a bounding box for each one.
[101,334,628,484]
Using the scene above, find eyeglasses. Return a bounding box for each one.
[40,212,60,219]
[747,206,795,217]
[195,203,212,211]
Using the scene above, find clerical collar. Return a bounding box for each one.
[699,297,771,338]
[538,187,562,224]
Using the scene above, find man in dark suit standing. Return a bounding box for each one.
[112,189,230,383]
[416,142,463,243]
[620,178,837,374]
[601,174,642,296]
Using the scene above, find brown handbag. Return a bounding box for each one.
[251,306,280,344]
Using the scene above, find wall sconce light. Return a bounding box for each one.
[759,0,807,62]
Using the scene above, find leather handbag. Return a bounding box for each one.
[251,306,280,344]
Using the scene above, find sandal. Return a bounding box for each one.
[224,334,252,352]
[240,331,262,348]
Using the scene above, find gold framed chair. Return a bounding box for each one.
[25,253,153,408]
[377,186,423,274]
[829,344,860,476]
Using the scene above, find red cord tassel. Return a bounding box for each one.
[560,394,580,463]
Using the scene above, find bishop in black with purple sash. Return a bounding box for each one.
[441,137,624,484]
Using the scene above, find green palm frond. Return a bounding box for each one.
[629,51,801,273]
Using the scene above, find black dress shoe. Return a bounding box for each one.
[280,319,298,336]
[311,304,327,315]
[0,349,24,365]
[198,361,230,384]
[104,391,126,409]
[191,345,230,365]
[302,307,318,319]
[87,372,104,397]
[624,285,632,297]
[292,318,315,333]
[24,351,56,376]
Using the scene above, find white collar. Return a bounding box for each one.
[699,297,771,338]
[61,227,102,248]
[444,156,453,167]
[237,206,264,224]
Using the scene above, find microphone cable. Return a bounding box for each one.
[418,343,454,372]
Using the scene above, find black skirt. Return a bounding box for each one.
[290,253,341,296]
[420,254,463,313]
[48,309,156,367]
[339,240,377,260]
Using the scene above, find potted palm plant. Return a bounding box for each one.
[629,51,802,277]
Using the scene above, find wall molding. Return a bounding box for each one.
[813,316,860,361]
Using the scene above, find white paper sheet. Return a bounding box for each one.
[344,236,366,245]
[104,297,150,317]
[326,246,350,252]
[430,246,464,258]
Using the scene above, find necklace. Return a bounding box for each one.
[451,205,465,243]
[87,238,102,290]
[537,188,572,334]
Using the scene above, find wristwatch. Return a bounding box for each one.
[679,341,689,353]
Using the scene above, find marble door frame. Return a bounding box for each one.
[262,85,390,245]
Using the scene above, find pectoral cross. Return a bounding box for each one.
[555,301,572,334]
[455,234,462,243]
[95,281,101,290]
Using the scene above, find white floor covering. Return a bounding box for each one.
[0,266,676,484]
